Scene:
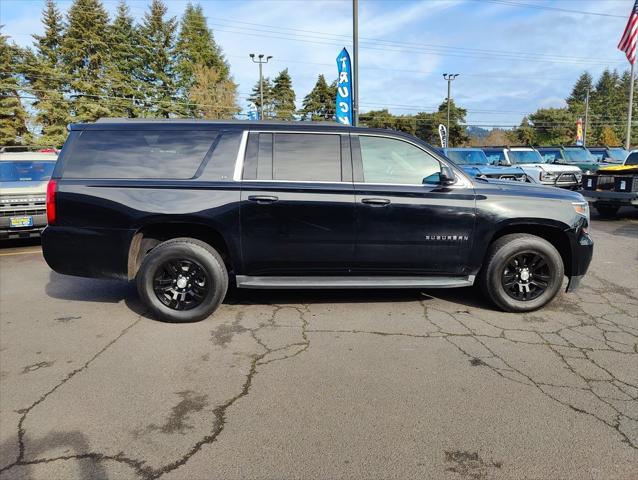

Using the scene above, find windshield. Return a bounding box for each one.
[0,161,56,182]
[588,149,604,161]
[539,149,561,162]
[607,148,628,163]
[482,149,505,165]
[626,152,638,165]
[508,150,545,165]
[445,149,489,165]
[563,148,595,163]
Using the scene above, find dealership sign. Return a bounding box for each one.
[336,48,353,125]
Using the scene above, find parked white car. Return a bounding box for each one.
[482,146,582,189]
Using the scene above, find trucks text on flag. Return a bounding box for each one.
[336,48,353,125]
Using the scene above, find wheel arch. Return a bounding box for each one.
[127,222,235,280]
[485,221,573,278]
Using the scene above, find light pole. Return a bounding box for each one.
[249,53,272,120]
[443,73,459,145]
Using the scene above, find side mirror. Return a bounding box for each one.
[439,165,456,185]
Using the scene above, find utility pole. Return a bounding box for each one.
[583,89,590,147]
[352,0,359,126]
[442,73,459,146]
[249,53,272,120]
[626,63,635,150]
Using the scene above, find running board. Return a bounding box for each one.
[235,275,475,289]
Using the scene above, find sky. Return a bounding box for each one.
[1,0,635,128]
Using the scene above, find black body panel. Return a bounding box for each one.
[42,120,593,288]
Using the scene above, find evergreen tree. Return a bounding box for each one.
[566,72,593,112]
[188,65,239,119]
[528,108,575,145]
[300,74,336,121]
[512,116,535,145]
[175,2,229,109]
[271,68,296,120]
[248,77,274,118]
[25,0,69,146]
[60,0,112,122]
[106,0,141,117]
[138,0,181,117]
[0,30,30,145]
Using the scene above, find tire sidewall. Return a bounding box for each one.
[137,242,227,323]
[486,237,564,312]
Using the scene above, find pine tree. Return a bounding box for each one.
[300,74,336,121]
[175,2,229,111]
[60,0,112,122]
[138,0,181,117]
[566,72,593,111]
[0,30,30,145]
[248,77,274,118]
[188,65,239,119]
[271,69,296,120]
[106,0,141,117]
[25,0,69,146]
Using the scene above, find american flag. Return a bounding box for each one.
[618,0,638,64]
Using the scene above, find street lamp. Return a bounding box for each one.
[442,73,459,146]
[250,53,272,120]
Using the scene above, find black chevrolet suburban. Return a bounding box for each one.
[42,120,593,322]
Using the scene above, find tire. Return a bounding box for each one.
[595,204,620,218]
[479,234,564,313]
[136,238,228,323]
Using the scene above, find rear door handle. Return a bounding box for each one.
[361,197,391,206]
[248,195,279,203]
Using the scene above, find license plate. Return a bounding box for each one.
[9,216,33,228]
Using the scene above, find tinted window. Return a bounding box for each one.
[539,149,561,162]
[563,148,595,163]
[272,133,341,182]
[482,149,505,164]
[359,136,440,184]
[0,161,56,182]
[626,151,638,165]
[64,130,217,179]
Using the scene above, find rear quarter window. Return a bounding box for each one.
[63,130,217,179]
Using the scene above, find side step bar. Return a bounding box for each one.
[235,275,475,289]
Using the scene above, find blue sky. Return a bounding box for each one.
[1,0,634,127]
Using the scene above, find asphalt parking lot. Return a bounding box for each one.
[0,209,637,480]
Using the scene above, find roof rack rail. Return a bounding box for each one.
[93,118,351,127]
[0,145,59,153]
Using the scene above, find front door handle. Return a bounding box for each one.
[248,195,279,204]
[361,197,391,206]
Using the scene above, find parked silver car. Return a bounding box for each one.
[0,148,58,239]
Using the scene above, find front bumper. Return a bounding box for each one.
[0,212,47,239]
[566,229,594,292]
[581,190,638,206]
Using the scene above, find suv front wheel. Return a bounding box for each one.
[480,234,564,312]
[136,238,228,322]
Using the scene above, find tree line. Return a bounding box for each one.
[1,0,635,148]
[0,0,346,147]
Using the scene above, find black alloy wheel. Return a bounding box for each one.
[501,251,552,301]
[153,259,210,311]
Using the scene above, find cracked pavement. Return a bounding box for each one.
[1,211,637,479]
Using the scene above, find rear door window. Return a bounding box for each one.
[63,130,217,179]
[271,133,342,182]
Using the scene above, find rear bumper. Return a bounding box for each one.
[41,225,135,279]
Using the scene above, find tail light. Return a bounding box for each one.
[46,179,58,225]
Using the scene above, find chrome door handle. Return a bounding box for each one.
[248,195,279,203]
[361,197,391,206]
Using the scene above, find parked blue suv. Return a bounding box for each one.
[442,148,530,182]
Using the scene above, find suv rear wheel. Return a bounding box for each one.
[136,238,228,322]
[480,234,564,312]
